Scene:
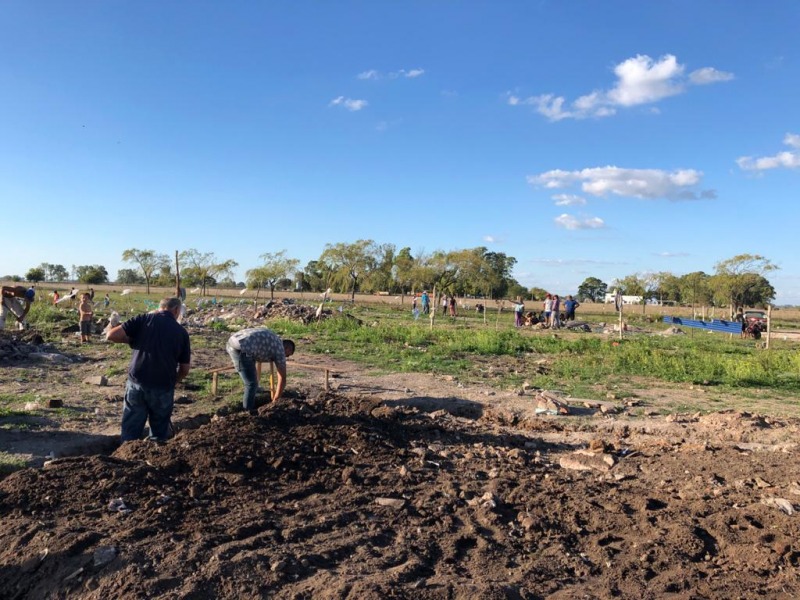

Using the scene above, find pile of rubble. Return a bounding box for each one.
[183,299,336,328]
[0,329,64,362]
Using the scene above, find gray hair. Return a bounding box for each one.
[160,297,183,311]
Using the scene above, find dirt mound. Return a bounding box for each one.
[183,300,335,328]
[1,392,799,599]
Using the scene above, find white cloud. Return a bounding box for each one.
[329,96,368,111]
[552,194,586,206]
[529,258,626,266]
[607,54,685,106]
[357,70,379,80]
[554,213,606,230]
[689,67,735,85]
[784,133,800,148]
[358,68,425,80]
[530,165,715,201]
[655,251,689,258]
[402,68,425,78]
[483,235,497,243]
[509,54,733,121]
[737,133,800,171]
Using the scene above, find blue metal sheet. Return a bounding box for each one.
[662,316,741,334]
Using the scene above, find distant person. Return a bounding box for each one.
[53,290,60,305]
[734,307,746,338]
[551,295,561,329]
[106,298,191,442]
[543,294,552,327]
[420,290,430,314]
[412,296,420,320]
[564,295,580,321]
[78,293,94,343]
[226,328,295,413]
[103,293,110,308]
[513,299,524,327]
[449,296,457,318]
[88,287,95,301]
[0,285,35,330]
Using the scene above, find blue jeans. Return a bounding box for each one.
[227,344,258,410]
[121,380,175,442]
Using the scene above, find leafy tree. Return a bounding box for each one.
[301,260,330,292]
[676,271,712,307]
[181,270,217,289]
[319,240,378,301]
[506,281,529,300]
[294,271,307,292]
[122,249,168,294]
[75,265,109,284]
[415,249,474,306]
[576,277,607,302]
[614,273,661,313]
[480,251,517,298]
[179,249,238,296]
[25,267,45,283]
[652,271,681,304]
[39,263,69,282]
[713,254,778,313]
[529,287,549,301]
[116,268,145,285]
[393,247,416,294]
[152,264,175,288]
[365,243,396,293]
[448,248,485,297]
[640,273,663,309]
[245,250,300,301]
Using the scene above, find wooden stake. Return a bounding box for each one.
[766,305,772,350]
[175,251,181,299]
[429,284,436,330]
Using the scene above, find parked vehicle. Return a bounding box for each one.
[743,310,768,327]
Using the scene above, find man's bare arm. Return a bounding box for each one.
[106,325,129,344]
[176,363,190,384]
[273,363,287,401]
[18,301,31,321]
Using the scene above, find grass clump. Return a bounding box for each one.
[0,452,27,475]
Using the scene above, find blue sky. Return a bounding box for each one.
[2,2,798,303]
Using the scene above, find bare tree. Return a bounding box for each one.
[122,249,169,294]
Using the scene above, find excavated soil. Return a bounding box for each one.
[2,385,800,599]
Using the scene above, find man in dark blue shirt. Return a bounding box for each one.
[106,297,191,442]
[564,295,580,321]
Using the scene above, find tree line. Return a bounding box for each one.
[575,254,777,311]
[10,246,777,309]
